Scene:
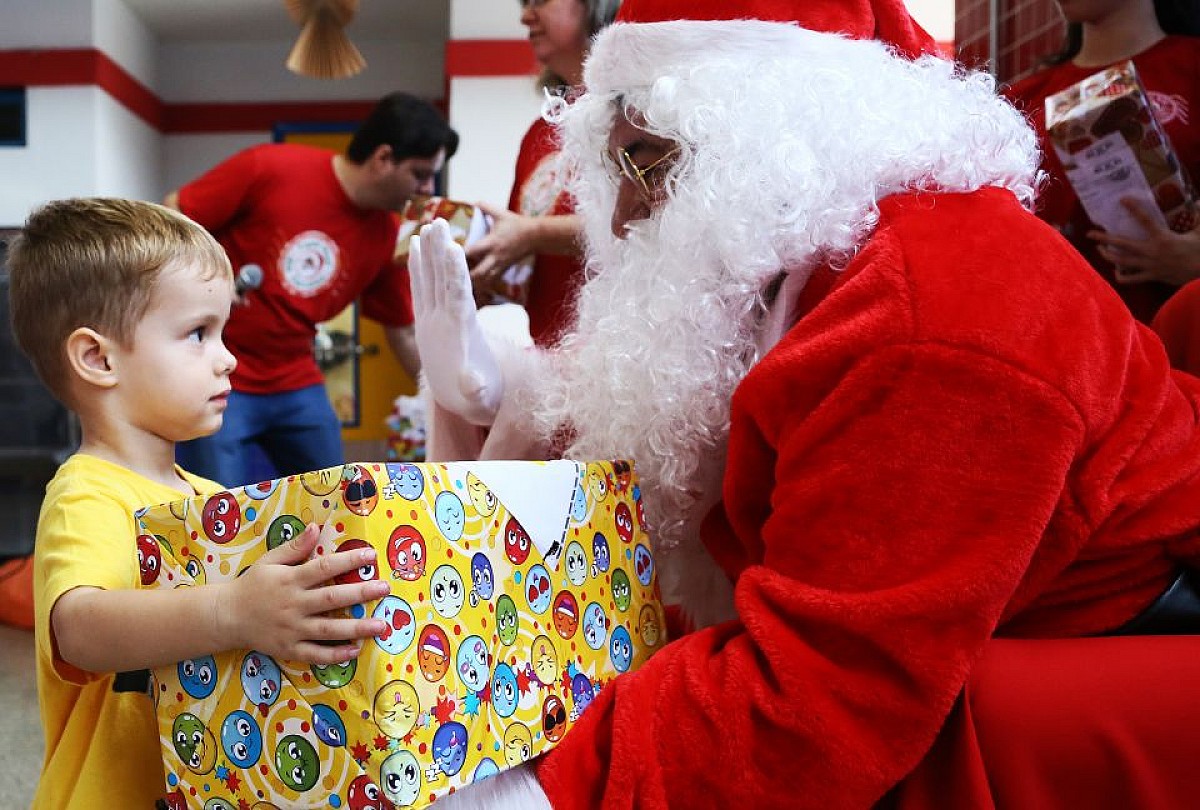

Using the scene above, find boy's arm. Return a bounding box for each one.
[52,524,389,673]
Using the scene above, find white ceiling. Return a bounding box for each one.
[120,0,448,43]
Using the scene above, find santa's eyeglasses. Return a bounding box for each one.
[602,146,680,197]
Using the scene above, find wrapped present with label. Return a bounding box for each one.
[137,459,666,809]
[1045,59,1197,239]
[394,196,533,306]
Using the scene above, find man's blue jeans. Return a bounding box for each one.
[176,384,343,487]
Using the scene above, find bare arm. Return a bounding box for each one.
[385,324,422,382]
[465,204,583,296]
[51,524,388,673]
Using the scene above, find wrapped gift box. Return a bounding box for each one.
[1045,60,1197,239]
[137,459,667,809]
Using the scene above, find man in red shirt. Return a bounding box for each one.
[166,92,457,486]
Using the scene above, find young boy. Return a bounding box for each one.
[8,198,391,809]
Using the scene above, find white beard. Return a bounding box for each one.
[527,199,795,626]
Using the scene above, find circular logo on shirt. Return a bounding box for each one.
[279,230,339,297]
[520,152,572,218]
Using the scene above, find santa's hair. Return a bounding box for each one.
[526,19,1040,558]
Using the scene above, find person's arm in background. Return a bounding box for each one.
[162,190,182,210]
[1090,199,1200,287]
[465,204,583,298]
[384,324,421,382]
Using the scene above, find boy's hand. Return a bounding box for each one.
[221,523,390,665]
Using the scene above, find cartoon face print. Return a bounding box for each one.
[372,596,416,655]
[491,663,520,718]
[525,564,552,615]
[434,491,466,542]
[466,552,495,609]
[345,774,389,810]
[503,722,533,767]
[203,799,237,810]
[342,464,379,516]
[530,634,559,686]
[274,734,320,792]
[610,625,634,673]
[614,501,634,545]
[551,591,579,640]
[429,564,466,619]
[162,789,187,810]
[503,516,531,565]
[611,568,632,613]
[639,603,662,647]
[387,463,424,500]
[300,466,342,496]
[178,655,217,699]
[311,658,357,688]
[612,460,633,492]
[432,721,470,777]
[472,758,501,783]
[240,652,281,707]
[201,492,240,544]
[334,538,381,586]
[571,673,595,714]
[496,595,520,646]
[373,679,420,739]
[564,541,588,587]
[542,694,568,743]
[136,534,161,585]
[417,624,451,682]
[266,514,307,551]
[455,634,490,692]
[633,485,649,531]
[172,712,217,774]
[582,602,608,651]
[312,703,347,747]
[634,543,654,586]
[243,479,278,500]
[591,532,611,575]
[380,749,422,808]
[466,471,497,517]
[183,551,206,585]
[220,709,263,768]
[569,481,587,523]
[386,525,426,582]
[587,465,609,502]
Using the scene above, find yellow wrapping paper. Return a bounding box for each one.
[136,459,667,809]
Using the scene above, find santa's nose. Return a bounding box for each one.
[611,179,652,239]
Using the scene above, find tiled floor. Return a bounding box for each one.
[0,622,42,807]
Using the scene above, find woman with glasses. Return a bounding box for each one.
[464,0,621,347]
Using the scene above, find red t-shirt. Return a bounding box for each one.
[509,116,582,347]
[178,143,411,393]
[1005,36,1200,323]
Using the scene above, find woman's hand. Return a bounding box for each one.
[1090,198,1200,286]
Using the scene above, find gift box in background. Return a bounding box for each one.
[1045,60,1197,239]
[138,459,666,809]
[386,394,427,463]
[394,196,533,306]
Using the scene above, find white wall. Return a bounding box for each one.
[905,0,955,44]
[446,76,543,206]
[95,91,161,202]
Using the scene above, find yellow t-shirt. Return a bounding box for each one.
[31,453,220,810]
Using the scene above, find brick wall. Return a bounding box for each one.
[955,0,1066,84]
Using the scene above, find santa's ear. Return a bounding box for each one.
[65,327,119,390]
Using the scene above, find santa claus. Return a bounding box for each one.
[415,0,1200,808]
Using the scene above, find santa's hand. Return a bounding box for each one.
[410,219,504,425]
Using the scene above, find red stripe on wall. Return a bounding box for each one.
[446,40,538,77]
[1,48,437,134]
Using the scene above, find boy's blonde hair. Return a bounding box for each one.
[7,197,231,405]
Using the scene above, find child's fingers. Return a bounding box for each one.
[257,522,321,565]
[291,641,364,667]
[304,614,387,645]
[305,580,391,617]
[301,544,383,587]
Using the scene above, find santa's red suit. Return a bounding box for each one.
[421,1,1200,808]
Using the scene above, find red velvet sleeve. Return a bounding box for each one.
[536,342,1087,809]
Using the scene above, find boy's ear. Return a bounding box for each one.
[65,327,119,390]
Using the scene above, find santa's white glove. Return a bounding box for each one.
[410,219,504,425]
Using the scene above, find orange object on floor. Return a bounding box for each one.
[0,556,34,629]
